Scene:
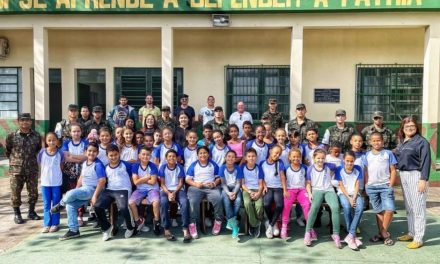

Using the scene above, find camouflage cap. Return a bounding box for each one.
[18,113,32,120]
[335,109,346,116]
[373,111,384,119]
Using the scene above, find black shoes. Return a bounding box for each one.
[59,230,80,241]
[153,220,161,236]
[28,203,41,220]
[13,207,24,224]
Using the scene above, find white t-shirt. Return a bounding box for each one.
[245,140,269,165]
[38,149,64,187]
[105,161,133,194]
[186,160,219,183]
[229,111,253,137]
[326,154,343,168]
[306,163,337,192]
[241,164,264,190]
[120,145,139,162]
[219,164,243,187]
[153,142,183,167]
[159,163,185,191]
[199,106,215,125]
[285,164,308,189]
[335,165,363,196]
[183,146,198,174]
[260,160,285,189]
[303,143,325,165]
[97,144,109,166]
[363,149,397,186]
[210,144,231,167]
[81,159,106,188]
[132,161,159,191]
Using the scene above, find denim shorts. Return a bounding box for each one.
[366,184,395,213]
[129,189,160,205]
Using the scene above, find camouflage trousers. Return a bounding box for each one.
[10,173,39,208]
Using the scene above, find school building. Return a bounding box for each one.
[0,0,440,178]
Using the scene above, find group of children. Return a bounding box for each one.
[38,122,398,251]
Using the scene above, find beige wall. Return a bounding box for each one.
[303,28,425,121]
[174,28,291,113]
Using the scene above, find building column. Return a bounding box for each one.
[161,26,173,111]
[422,25,440,164]
[33,25,49,134]
[289,25,304,119]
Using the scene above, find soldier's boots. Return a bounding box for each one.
[13,207,24,224]
[28,203,41,220]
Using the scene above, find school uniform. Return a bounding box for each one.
[281,164,310,225]
[153,142,183,167]
[241,164,265,228]
[245,140,269,165]
[260,160,285,226]
[219,164,243,220]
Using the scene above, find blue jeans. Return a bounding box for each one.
[62,186,95,232]
[221,189,242,220]
[366,184,395,213]
[339,194,364,235]
[42,186,61,227]
[160,190,189,229]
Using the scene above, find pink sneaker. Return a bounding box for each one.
[304,231,312,246]
[347,236,359,251]
[310,229,318,241]
[212,220,222,235]
[331,234,342,249]
[189,223,198,239]
[354,237,363,247]
[280,225,288,239]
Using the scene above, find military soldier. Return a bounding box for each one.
[206,106,229,136]
[84,106,111,134]
[6,113,42,224]
[322,109,355,152]
[157,106,177,132]
[54,104,84,142]
[286,103,318,144]
[361,110,396,150]
[261,98,283,133]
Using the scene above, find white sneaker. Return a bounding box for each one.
[141,226,150,232]
[273,224,280,237]
[265,221,273,239]
[205,218,212,228]
[102,226,113,241]
[121,221,127,229]
[125,228,135,239]
[171,219,178,227]
[296,217,305,227]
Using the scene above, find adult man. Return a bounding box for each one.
[229,101,253,138]
[85,106,111,134]
[157,106,177,132]
[173,94,196,128]
[54,104,83,142]
[6,113,42,224]
[108,95,138,129]
[78,106,91,125]
[261,98,283,133]
[139,94,161,126]
[322,109,355,152]
[207,106,229,135]
[361,110,396,150]
[198,95,215,126]
[286,103,318,144]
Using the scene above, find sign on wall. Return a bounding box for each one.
[0,0,439,14]
[314,88,340,103]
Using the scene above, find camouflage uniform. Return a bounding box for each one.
[54,119,85,142]
[323,125,355,152]
[287,117,318,144]
[84,118,112,134]
[5,129,42,207]
[157,117,178,132]
[261,111,284,132]
[207,119,229,135]
[361,124,396,150]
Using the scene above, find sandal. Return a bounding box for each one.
[183,234,192,243]
[369,235,384,243]
[165,233,177,241]
[383,235,394,246]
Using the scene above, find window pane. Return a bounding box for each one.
[0,110,18,118]
[0,68,17,74]
[0,76,17,84]
[0,84,17,92]
[0,102,18,110]
[0,93,17,101]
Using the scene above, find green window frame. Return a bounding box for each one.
[356,64,423,122]
[0,67,21,119]
[114,68,183,110]
[225,65,290,122]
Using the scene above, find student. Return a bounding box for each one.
[227,124,245,165]
[281,148,310,239]
[263,122,277,148]
[135,130,145,146]
[261,145,286,239]
[158,149,191,243]
[241,148,264,238]
[94,144,137,240]
[335,151,364,250]
[144,133,154,148]
[153,127,183,167]
[128,146,161,235]
[39,132,64,233]
[286,130,305,158]
[304,149,341,248]
[114,127,124,149]
[97,127,112,166]
[51,142,106,240]
[350,134,367,210]
[245,125,269,165]
[210,130,231,166]
[303,128,325,166]
[326,142,343,167]
[120,127,138,163]
[220,150,243,238]
[275,128,290,166]
[183,130,199,174]
[186,146,224,239]
[241,121,255,141]
[124,118,136,132]
[174,111,191,148]
[153,129,162,148]
[197,124,214,148]
[142,114,157,136]
[363,132,397,246]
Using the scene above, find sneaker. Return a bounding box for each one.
[125,228,135,239]
[273,223,280,237]
[135,218,145,232]
[59,230,80,241]
[92,222,100,229]
[397,234,414,242]
[49,226,59,233]
[254,221,261,238]
[304,231,312,246]
[343,234,351,244]
[231,220,239,239]
[310,229,318,241]
[77,217,85,227]
[102,226,113,241]
[331,234,342,249]
[265,221,273,239]
[226,219,233,231]
[347,236,359,251]
[141,226,150,232]
[354,237,363,247]
[205,218,212,228]
[189,223,198,239]
[296,217,305,227]
[280,225,288,239]
[171,219,179,227]
[50,203,65,214]
[153,220,161,236]
[407,241,423,249]
[42,227,50,233]
[249,226,255,237]
[212,220,222,235]
[121,221,127,229]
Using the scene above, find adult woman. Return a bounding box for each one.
[395,116,431,249]
[142,114,158,136]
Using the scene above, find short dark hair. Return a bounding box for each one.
[119,95,127,99]
[203,124,213,131]
[197,145,209,155]
[106,144,119,155]
[87,142,99,151]
[165,149,178,158]
[139,145,153,154]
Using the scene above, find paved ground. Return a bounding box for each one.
[1,170,440,263]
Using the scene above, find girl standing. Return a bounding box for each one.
[275,128,290,166]
[183,130,198,173]
[227,124,245,165]
[97,127,112,166]
[153,127,183,167]
[174,111,191,148]
[120,128,138,163]
[210,130,231,166]
[245,125,269,165]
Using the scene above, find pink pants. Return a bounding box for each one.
[281,188,311,225]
